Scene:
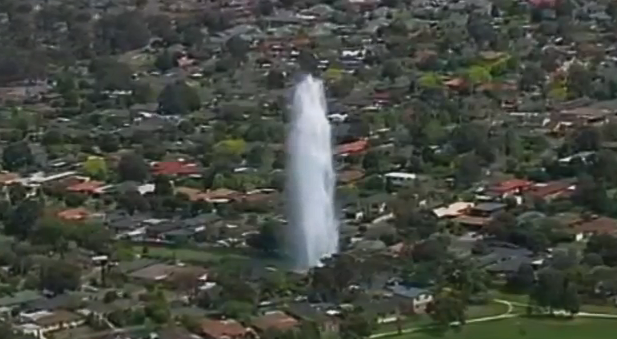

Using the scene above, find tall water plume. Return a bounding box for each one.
[286,75,338,271]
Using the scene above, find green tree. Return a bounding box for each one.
[465,66,492,86]
[529,267,565,314]
[382,60,402,82]
[246,218,280,255]
[2,141,33,171]
[158,81,201,115]
[507,263,535,293]
[39,259,81,294]
[225,35,250,61]
[566,63,593,98]
[117,152,149,182]
[427,288,466,330]
[214,139,247,161]
[154,50,177,72]
[340,311,375,339]
[31,217,71,255]
[454,153,482,188]
[153,175,174,196]
[4,199,41,240]
[82,156,109,180]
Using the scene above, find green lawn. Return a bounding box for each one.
[134,245,248,264]
[580,304,617,315]
[491,290,617,315]
[400,318,617,339]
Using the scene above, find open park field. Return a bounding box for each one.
[400,318,617,339]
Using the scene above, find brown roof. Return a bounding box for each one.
[452,215,492,227]
[337,169,365,184]
[0,172,20,184]
[572,217,617,235]
[66,180,105,193]
[200,319,248,339]
[252,311,298,333]
[57,207,91,221]
[527,180,575,199]
[204,188,240,200]
[176,186,207,202]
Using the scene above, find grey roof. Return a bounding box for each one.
[0,290,43,307]
[286,302,331,322]
[486,256,533,274]
[116,259,159,274]
[388,285,431,299]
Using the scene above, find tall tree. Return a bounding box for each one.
[427,288,466,330]
[158,81,201,115]
[117,152,149,182]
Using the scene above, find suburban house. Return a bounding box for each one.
[251,311,299,334]
[387,285,433,314]
[526,179,576,201]
[384,172,417,187]
[16,310,84,338]
[432,202,474,219]
[127,263,178,283]
[200,319,252,339]
[286,303,339,336]
[451,202,506,229]
[485,179,533,198]
[570,216,617,241]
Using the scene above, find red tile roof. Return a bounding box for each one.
[57,208,90,221]
[67,180,105,193]
[200,319,248,339]
[335,139,368,156]
[528,180,575,199]
[152,161,201,176]
[488,179,533,195]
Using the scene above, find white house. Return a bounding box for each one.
[384,172,417,187]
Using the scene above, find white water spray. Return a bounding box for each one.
[286,75,339,271]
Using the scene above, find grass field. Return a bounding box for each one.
[491,290,617,315]
[133,245,249,264]
[401,318,617,339]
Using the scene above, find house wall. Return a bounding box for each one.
[412,294,434,314]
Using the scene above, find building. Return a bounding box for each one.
[486,179,533,198]
[200,319,251,339]
[152,161,202,177]
[387,285,433,314]
[432,202,474,218]
[335,139,368,156]
[127,263,178,283]
[384,172,417,187]
[286,303,339,336]
[17,310,84,338]
[571,216,617,241]
[526,179,576,201]
[468,202,507,217]
[251,311,299,334]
